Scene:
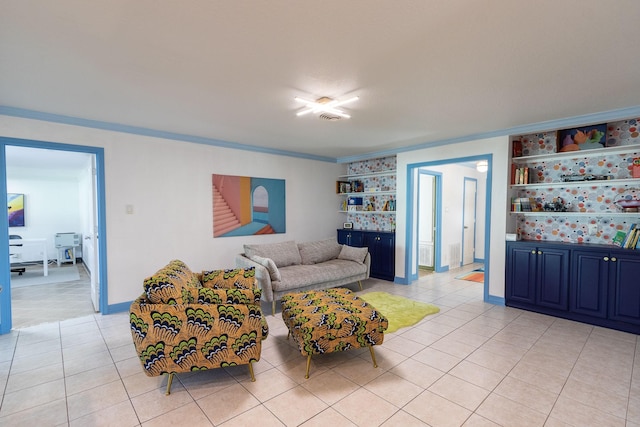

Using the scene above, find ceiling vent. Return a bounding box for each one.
[319,113,342,121]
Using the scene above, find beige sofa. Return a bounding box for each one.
[235,239,370,314]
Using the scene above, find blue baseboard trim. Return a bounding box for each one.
[394,276,411,285]
[485,295,505,306]
[474,257,485,263]
[104,301,132,315]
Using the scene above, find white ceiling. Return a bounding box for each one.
[1,1,640,161]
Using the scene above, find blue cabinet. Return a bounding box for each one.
[506,242,569,310]
[338,229,395,281]
[506,241,640,334]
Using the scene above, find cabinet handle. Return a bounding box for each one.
[611,257,617,262]
[531,250,536,254]
[537,251,542,255]
[603,256,609,261]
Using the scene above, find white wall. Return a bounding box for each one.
[1,116,346,306]
[397,136,510,300]
[7,172,84,262]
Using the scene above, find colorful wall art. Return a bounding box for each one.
[212,174,285,237]
[8,193,25,227]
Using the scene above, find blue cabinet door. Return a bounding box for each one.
[337,229,363,247]
[609,252,640,326]
[362,231,395,281]
[506,243,537,305]
[571,250,608,319]
[536,247,570,310]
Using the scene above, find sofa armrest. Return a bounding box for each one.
[235,254,274,303]
[363,252,371,279]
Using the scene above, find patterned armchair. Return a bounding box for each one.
[129,260,268,394]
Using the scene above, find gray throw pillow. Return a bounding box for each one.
[249,255,281,282]
[338,245,368,264]
[244,240,302,267]
[298,238,342,264]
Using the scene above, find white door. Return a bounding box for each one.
[87,156,100,311]
[462,178,477,265]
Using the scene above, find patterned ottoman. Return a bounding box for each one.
[281,288,388,378]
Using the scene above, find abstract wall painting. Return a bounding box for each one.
[212,174,285,237]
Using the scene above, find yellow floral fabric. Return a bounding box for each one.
[281,288,388,356]
[131,262,268,377]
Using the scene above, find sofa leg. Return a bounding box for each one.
[272,300,276,316]
[305,355,312,379]
[248,361,256,382]
[358,280,363,291]
[165,373,174,395]
[368,346,378,368]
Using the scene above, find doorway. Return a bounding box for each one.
[0,137,107,334]
[408,155,491,298]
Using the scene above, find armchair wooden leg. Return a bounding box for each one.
[248,361,256,382]
[305,355,312,379]
[358,280,363,291]
[165,373,174,395]
[272,301,276,316]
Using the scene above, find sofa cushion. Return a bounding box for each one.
[338,245,369,264]
[244,240,302,267]
[275,259,368,291]
[143,259,201,305]
[298,238,342,265]
[201,268,256,289]
[248,255,281,282]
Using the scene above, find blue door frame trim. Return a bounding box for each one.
[404,155,494,303]
[0,137,109,334]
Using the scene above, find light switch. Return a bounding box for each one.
[126,204,134,214]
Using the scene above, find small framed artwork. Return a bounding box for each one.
[557,123,607,152]
[343,222,353,229]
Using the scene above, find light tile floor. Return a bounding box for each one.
[1,264,639,426]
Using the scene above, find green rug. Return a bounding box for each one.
[359,292,440,333]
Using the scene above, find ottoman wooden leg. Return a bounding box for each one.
[305,355,312,379]
[369,346,378,368]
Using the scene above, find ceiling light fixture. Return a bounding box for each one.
[295,95,359,119]
[476,160,488,173]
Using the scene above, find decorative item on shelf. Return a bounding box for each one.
[511,166,530,185]
[348,197,363,211]
[558,124,607,152]
[614,193,640,212]
[561,174,613,182]
[543,197,567,212]
[351,180,364,193]
[382,200,390,211]
[343,222,353,229]
[337,181,351,194]
[364,196,376,211]
[389,198,395,211]
[341,199,348,211]
[633,158,640,178]
[512,139,523,157]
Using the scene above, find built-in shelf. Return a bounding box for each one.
[338,190,396,196]
[510,211,638,217]
[512,144,640,164]
[339,210,396,215]
[510,178,640,190]
[338,171,396,179]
